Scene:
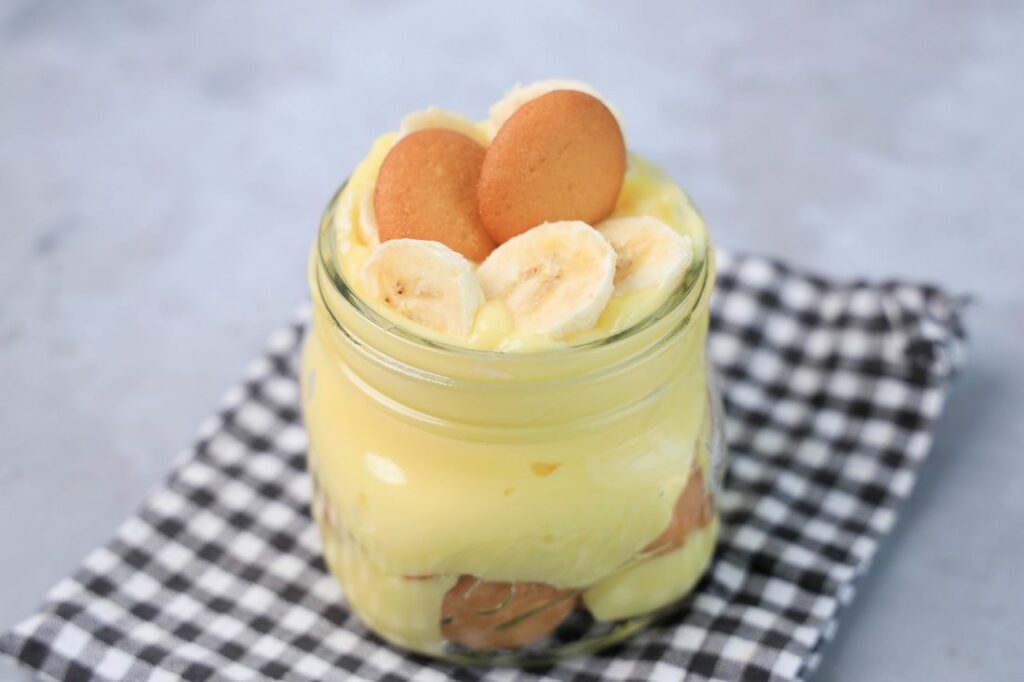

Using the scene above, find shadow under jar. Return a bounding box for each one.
[301,185,727,666]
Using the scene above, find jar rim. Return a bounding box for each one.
[315,181,713,370]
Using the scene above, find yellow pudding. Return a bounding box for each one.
[302,84,725,663]
[317,507,457,654]
[305,320,707,584]
[584,517,719,622]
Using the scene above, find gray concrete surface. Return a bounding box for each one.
[2,1,1022,680]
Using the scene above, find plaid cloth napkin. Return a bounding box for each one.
[1,252,966,682]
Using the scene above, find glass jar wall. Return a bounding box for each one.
[301,186,726,666]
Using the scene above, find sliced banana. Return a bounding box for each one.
[477,221,616,338]
[597,216,692,295]
[357,189,380,247]
[398,106,488,146]
[361,239,484,337]
[486,79,623,138]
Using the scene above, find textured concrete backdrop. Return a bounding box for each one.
[2,1,1023,680]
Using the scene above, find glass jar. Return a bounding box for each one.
[301,184,726,666]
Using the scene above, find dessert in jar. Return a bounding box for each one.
[301,80,726,665]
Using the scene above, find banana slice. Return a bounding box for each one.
[597,216,693,295]
[477,221,616,338]
[361,239,484,337]
[486,79,623,138]
[357,189,380,246]
[398,106,487,146]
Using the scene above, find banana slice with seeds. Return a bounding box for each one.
[477,221,616,338]
[597,216,692,295]
[361,239,484,337]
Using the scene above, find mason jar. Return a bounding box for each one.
[301,183,726,666]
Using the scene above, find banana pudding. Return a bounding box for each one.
[302,80,725,664]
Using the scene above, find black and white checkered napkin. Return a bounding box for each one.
[1,252,966,682]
